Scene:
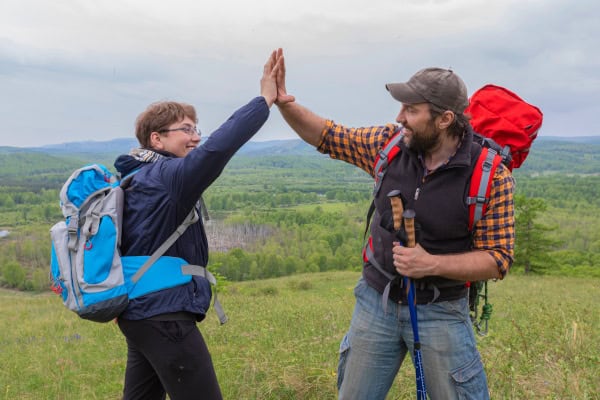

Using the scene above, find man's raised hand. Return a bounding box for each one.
[274,48,295,106]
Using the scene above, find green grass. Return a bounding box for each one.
[1,272,599,399]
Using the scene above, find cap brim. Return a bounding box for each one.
[385,83,427,104]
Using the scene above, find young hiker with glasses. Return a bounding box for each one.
[114,51,281,400]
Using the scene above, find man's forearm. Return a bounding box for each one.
[429,250,502,281]
[277,102,326,147]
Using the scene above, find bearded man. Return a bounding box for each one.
[273,49,514,400]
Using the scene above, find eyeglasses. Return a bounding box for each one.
[158,124,201,137]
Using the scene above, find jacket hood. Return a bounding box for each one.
[114,154,144,177]
[114,148,177,177]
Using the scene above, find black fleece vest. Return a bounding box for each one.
[364,130,482,303]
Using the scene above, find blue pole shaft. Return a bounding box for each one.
[405,277,427,400]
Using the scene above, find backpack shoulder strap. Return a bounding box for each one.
[118,169,139,189]
[373,131,404,197]
[131,207,199,284]
[363,130,404,239]
[466,146,504,230]
[363,200,376,240]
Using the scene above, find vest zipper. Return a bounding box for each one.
[413,165,427,203]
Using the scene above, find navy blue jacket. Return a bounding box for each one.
[114,96,269,320]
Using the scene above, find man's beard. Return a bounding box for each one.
[405,120,441,154]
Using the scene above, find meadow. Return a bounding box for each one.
[1,138,600,399]
[1,271,598,400]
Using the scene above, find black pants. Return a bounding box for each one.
[118,317,222,400]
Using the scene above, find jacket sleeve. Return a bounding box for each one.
[161,96,270,212]
[317,120,398,176]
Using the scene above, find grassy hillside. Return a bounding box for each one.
[518,139,600,175]
[1,271,598,399]
[2,137,600,291]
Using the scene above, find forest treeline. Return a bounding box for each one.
[1,138,599,290]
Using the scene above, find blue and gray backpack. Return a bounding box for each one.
[50,164,227,323]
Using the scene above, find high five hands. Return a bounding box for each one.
[261,48,295,108]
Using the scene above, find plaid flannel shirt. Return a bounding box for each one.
[316,120,514,277]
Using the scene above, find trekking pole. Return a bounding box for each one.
[402,209,427,400]
[388,189,428,400]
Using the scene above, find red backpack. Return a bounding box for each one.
[466,84,543,170]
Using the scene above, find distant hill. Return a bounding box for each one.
[1,136,599,185]
[0,138,320,189]
[2,135,599,156]
[537,136,600,144]
[2,138,316,158]
[35,138,139,155]
[234,139,315,156]
[0,152,91,188]
[518,136,600,175]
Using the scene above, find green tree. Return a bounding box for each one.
[2,260,27,289]
[0,193,15,208]
[514,195,561,274]
[31,268,51,291]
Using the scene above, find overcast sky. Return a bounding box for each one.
[1,0,598,148]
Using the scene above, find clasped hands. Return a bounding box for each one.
[260,49,295,108]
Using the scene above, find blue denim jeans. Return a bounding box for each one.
[337,278,489,400]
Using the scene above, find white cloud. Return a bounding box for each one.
[0,0,598,147]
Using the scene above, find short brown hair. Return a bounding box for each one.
[428,103,471,139]
[135,101,197,148]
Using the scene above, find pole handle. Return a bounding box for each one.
[387,190,404,232]
[403,209,416,248]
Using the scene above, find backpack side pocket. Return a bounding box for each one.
[50,221,77,311]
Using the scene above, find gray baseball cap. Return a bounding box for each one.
[386,67,468,113]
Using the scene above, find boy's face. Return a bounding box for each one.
[152,116,201,157]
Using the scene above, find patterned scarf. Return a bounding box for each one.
[129,147,168,163]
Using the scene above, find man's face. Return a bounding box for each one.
[395,103,440,154]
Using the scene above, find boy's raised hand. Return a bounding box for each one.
[261,50,279,107]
